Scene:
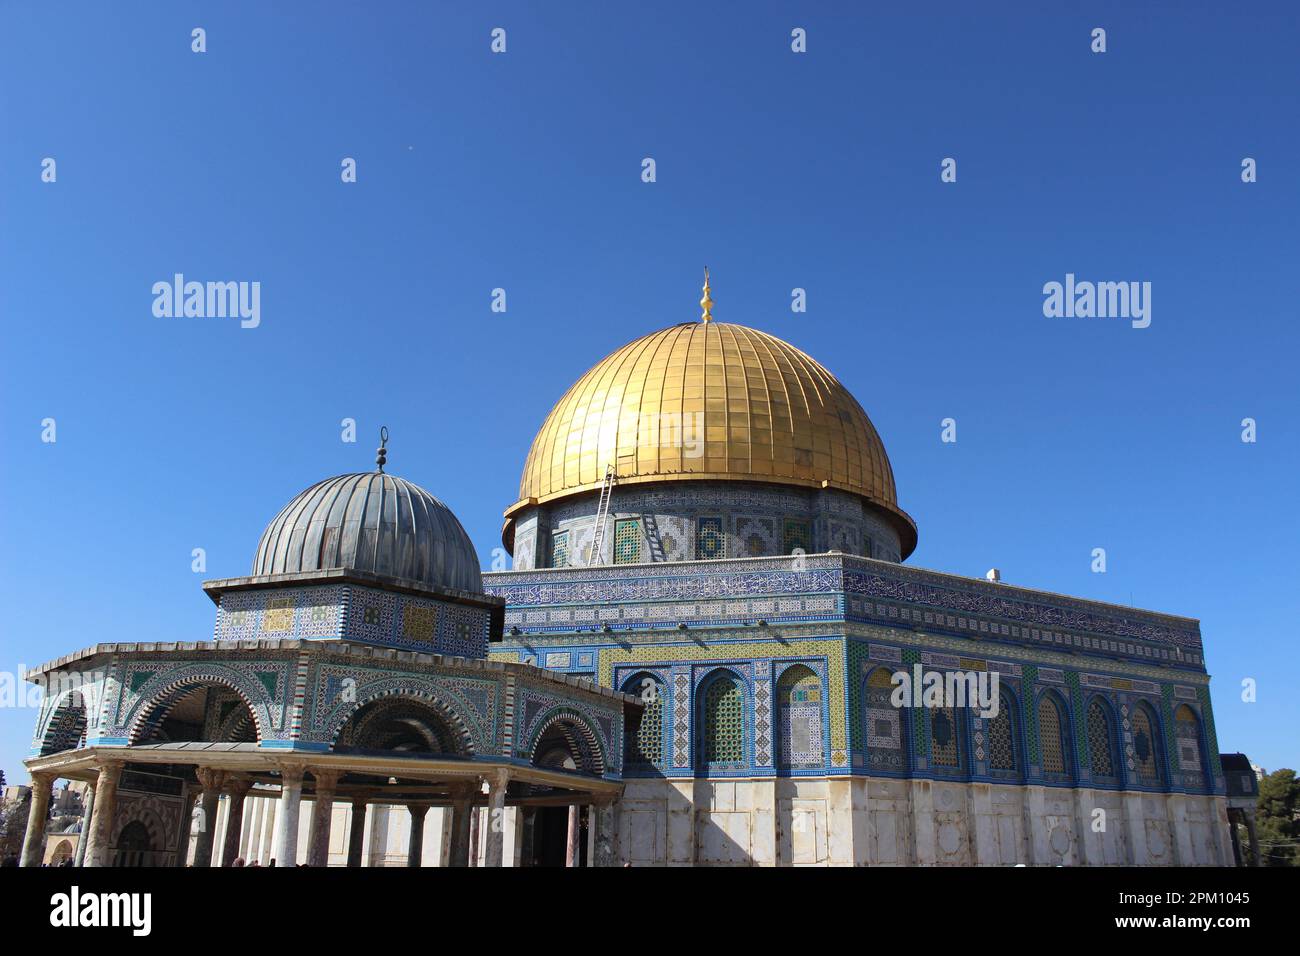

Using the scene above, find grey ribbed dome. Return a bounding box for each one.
[253,473,482,594]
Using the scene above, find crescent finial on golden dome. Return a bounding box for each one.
[699,267,714,323]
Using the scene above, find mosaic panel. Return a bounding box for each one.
[613,518,642,564]
[307,664,500,755]
[735,515,777,557]
[776,665,823,770]
[1037,693,1069,777]
[702,675,744,765]
[989,697,1016,772]
[1087,699,1117,780]
[1131,704,1161,786]
[216,586,343,641]
[783,518,812,555]
[341,586,489,657]
[598,638,846,758]
[1175,704,1204,779]
[695,516,726,560]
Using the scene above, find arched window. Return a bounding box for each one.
[621,673,665,771]
[1037,693,1072,781]
[988,690,1021,778]
[1131,703,1163,788]
[864,667,908,773]
[1174,705,1206,780]
[1087,698,1119,784]
[930,704,966,774]
[777,665,823,771]
[700,672,745,769]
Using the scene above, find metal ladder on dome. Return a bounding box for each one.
[588,464,617,566]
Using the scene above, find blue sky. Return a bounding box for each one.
[1,2,1296,782]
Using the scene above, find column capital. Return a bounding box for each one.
[274,762,308,786]
[222,774,255,798]
[28,769,57,787]
[487,767,511,790]
[309,768,344,793]
[194,767,229,792]
[408,803,431,821]
[449,780,480,801]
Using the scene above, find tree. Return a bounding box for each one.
[1255,768,1299,867]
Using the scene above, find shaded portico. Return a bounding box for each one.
[23,742,623,868]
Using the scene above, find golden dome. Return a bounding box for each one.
[505,318,916,557]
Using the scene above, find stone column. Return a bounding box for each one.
[484,769,510,867]
[271,764,305,866]
[74,782,95,867]
[448,784,476,867]
[306,769,341,867]
[565,804,581,867]
[174,785,198,867]
[407,804,429,867]
[590,797,620,867]
[219,777,253,866]
[191,768,227,868]
[521,807,539,867]
[259,796,277,865]
[468,804,481,867]
[242,793,262,861]
[346,798,368,868]
[83,761,123,868]
[19,771,55,867]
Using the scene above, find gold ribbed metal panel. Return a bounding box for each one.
[506,321,914,549]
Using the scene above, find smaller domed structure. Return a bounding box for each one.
[252,471,482,594]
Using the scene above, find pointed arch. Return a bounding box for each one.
[528,708,607,777]
[620,671,665,772]
[776,664,824,772]
[128,674,265,746]
[328,688,475,757]
[1131,700,1165,788]
[1086,696,1120,786]
[697,668,746,771]
[1036,689,1073,782]
[862,665,909,774]
[988,687,1023,781]
[1174,704,1208,784]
